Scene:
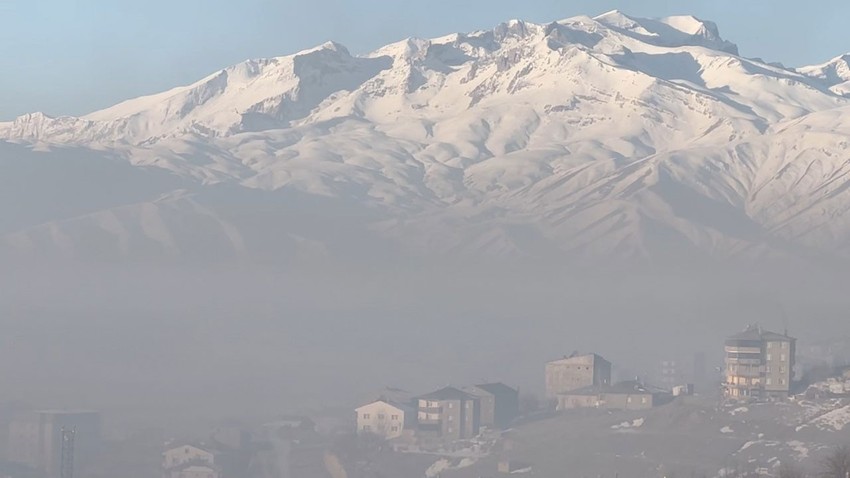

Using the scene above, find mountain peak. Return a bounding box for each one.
[798,52,850,96]
[592,10,738,54]
[297,40,351,57]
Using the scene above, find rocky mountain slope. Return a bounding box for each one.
[2,11,850,264]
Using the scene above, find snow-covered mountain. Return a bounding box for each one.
[2,11,850,264]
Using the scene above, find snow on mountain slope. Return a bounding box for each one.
[799,53,850,97]
[2,12,850,263]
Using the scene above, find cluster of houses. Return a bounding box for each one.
[161,416,326,478]
[354,383,520,446]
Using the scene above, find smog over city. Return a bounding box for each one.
[3,1,850,478]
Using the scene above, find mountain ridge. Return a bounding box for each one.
[2,12,850,264]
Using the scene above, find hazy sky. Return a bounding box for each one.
[1,0,848,120]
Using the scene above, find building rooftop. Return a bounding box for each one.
[561,380,666,397]
[355,399,415,413]
[727,325,794,342]
[473,383,518,396]
[416,386,477,401]
[547,352,611,366]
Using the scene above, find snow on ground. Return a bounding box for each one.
[786,440,810,459]
[721,426,734,434]
[806,404,850,431]
[612,418,645,430]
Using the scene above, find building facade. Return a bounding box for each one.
[414,387,480,442]
[724,325,796,400]
[556,381,661,411]
[355,400,413,440]
[545,353,612,399]
[6,410,101,478]
[162,444,220,478]
[465,383,519,430]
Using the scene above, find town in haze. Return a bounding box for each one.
[4,325,850,478]
[3,3,850,478]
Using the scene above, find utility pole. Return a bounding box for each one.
[60,427,76,478]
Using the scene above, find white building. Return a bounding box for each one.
[162,444,220,478]
[355,400,413,440]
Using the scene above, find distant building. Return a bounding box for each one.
[724,325,796,400]
[545,353,612,399]
[6,410,101,478]
[556,380,666,411]
[464,383,519,429]
[414,387,480,441]
[257,416,317,442]
[354,399,414,440]
[657,360,685,390]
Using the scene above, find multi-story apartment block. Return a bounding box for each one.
[724,325,796,400]
[464,383,519,429]
[545,353,612,399]
[414,387,480,441]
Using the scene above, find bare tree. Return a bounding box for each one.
[821,446,850,478]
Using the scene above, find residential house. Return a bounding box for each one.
[724,325,796,400]
[556,380,666,411]
[545,353,612,399]
[415,387,480,441]
[465,383,519,429]
[355,399,414,440]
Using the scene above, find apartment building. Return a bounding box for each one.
[724,325,796,400]
[414,387,480,441]
[545,353,612,399]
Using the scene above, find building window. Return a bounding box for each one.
[765,365,771,373]
[378,414,385,419]
[363,425,371,431]
[780,379,786,385]
[766,354,772,361]
[641,397,647,404]
[780,354,786,362]
[391,426,399,432]
[627,397,633,403]
[780,366,786,373]
[448,415,453,421]
[363,414,370,419]
[391,414,399,420]
[448,403,453,409]
[766,378,772,385]
[781,342,787,349]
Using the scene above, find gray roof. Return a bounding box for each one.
[416,386,477,401]
[547,352,611,366]
[727,325,794,342]
[474,383,518,396]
